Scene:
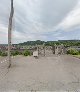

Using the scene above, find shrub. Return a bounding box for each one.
[15,51,19,55]
[1,52,7,56]
[67,48,79,55]
[11,51,21,56]
[11,52,17,56]
[79,51,80,54]
[0,51,2,56]
[23,50,31,56]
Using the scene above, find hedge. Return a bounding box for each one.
[67,48,79,55]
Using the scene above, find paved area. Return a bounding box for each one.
[0,55,80,92]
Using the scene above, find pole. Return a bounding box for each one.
[43,43,45,56]
[8,0,14,68]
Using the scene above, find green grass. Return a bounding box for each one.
[73,55,80,58]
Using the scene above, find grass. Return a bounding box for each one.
[73,55,80,58]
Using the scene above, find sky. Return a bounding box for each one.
[0,0,80,44]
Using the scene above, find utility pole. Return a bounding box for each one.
[8,0,14,68]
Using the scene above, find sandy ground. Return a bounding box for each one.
[0,55,80,92]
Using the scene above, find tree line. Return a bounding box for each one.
[19,40,80,47]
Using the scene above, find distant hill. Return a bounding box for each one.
[19,40,45,46]
[18,40,80,46]
[0,40,80,46]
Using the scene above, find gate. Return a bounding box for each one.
[38,46,54,57]
[36,45,66,57]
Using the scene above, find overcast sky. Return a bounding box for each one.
[0,0,80,44]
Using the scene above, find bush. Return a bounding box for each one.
[0,51,2,56]
[15,51,19,55]
[1,52,7,56]
[23,50,31,56]
[11,52,17,56]
[79,51,80,54]
[67,48,79,55]
[11,51,20,56]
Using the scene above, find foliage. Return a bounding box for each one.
[0,51,2,56]
[19,40,80,46]
[19,40,45,46]
[67,48,79,55]
[1,52,7,56]
[23,50,31,56]
[11,51,20,56]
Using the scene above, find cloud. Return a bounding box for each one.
[12,30,47,43]
[0,0,79,43]
[0,24,8,43]
[13,0,77,34]
[58,0,80,30]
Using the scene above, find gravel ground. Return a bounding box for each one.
[0,55,80,92]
